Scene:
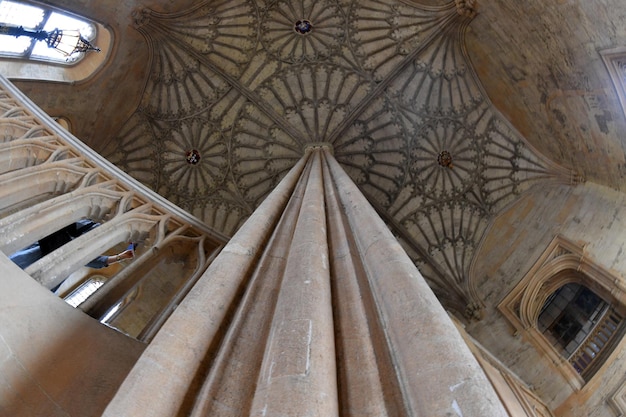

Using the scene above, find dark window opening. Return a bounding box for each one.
[538,283,625,380]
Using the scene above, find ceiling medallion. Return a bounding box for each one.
[294,19,312,35]
[185,149,201,165]
[437,150,453,168]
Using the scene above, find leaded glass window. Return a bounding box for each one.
[0,0,96,64]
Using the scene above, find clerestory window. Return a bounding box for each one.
[0,0,96,64]
[0,0,111,82]
[63,275,106,307]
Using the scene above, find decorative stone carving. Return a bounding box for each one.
[104,0,574,318]
[0,76,228,341]
[610,376,626,417]
[600,47,626,129]
[456,0,478,18]
[498,235,626,390]
[262,0,345,62]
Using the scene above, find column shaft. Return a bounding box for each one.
[103,148,508,417]
[324,148,508,417]
[102,153,311,417]
[248,149,339,417]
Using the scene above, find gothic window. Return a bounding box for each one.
[538,283,624,381]
[0,0,96,64]
[499,236,626,389]
[0,0,111,82]
[63,275,106,307]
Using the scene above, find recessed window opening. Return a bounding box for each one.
[64,276,105,307]
[601,47,626,124]
[0,0,96,64]
[499,236,626,389]
[538,283,624,380]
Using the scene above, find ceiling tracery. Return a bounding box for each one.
[104,0,575,319]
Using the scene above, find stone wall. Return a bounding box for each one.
[469,181,626,416]
[0,254,145,417]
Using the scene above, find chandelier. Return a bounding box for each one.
[0,24,100,57]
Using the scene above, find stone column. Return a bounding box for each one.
[102,152,311,417]
[323,148,508,416]
[103,147,508,417]
[247,149,339,417]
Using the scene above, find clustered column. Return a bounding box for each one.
[103,147,508,417]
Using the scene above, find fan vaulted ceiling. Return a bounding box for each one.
[94,0,577,317]
[17,0,625,319]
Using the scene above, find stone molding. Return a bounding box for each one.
[600,47,626,125]
[104,0,576,321]
[454,316,556,417]
[0,74,228,341]
[610,376,626,417]
[498,234,626,391]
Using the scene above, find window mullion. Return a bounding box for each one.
[24,8,49,57]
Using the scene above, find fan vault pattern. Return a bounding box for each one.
[103,0,575,319]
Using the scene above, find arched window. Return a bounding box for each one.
[0,0,111,82]
[63,275,106,307]
[538,283,624,380]
[601,47,626,124]
[0,0,96,64]
[499,235,626,389]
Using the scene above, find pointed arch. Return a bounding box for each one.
[499,235,626,389]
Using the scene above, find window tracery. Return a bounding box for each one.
[0,0,111,82]
[499,235,626,388]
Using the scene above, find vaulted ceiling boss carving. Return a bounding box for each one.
[103,0,576,319]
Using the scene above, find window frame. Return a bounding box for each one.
[498,235,626,390]
[0,0,97,65]
[0,0,112,83]
[63,274,106,307]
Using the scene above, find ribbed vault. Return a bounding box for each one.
[102,147,508,417]
[102,0,575,319]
